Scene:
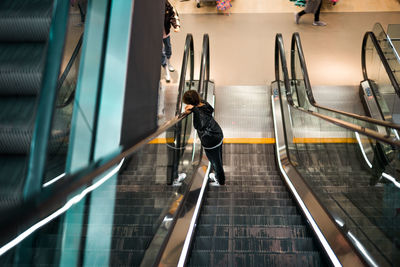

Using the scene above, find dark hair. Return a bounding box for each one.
[182,90,201,106]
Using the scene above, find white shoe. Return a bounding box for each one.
[313,21,327,26]
[209,173,217,183]
[209,180,220,187]
[167,59,175,72]
[176,173,187,182]
[164,67,171,82]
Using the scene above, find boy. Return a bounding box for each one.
[183,90,225,186]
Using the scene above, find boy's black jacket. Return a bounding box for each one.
[191,101,223,148]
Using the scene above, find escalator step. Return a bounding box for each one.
[202,206,299,216]
[198,215,303,226]
[196,225,312,239]
[0,44,46,95]
[203,198,294,207]
[189,251,322,266]
[192,237,318,252]
[0,0,53,42]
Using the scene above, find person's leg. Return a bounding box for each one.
[205,145,225,185]
[164,36,172,60]
[295,10,306,24]
[314,1,322,22]
[163,36,175,72]
[313,1,326,26]
[161,39,171,82]
[161,39,167,67]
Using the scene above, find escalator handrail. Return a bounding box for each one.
[56,33,84,108]
[175,34,194,116]
[199,34,210,100]
[362,31,400,98]
[154,34,212,266]
[275,33,368,266]
[0,112,189,249]
[291,32,400,131]
[279,33,400,148]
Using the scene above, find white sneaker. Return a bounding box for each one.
[164,67,171,82]
[209,173,217,183]
[176,173,187,182]
[313,21,327,26]
[209,180,220,187]
[167,60,175,72]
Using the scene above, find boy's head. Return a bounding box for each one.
[183,90,201,106]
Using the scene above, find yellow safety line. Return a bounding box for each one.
[223,138,276,144]
[292,137,358,143]
[148,137,359,144]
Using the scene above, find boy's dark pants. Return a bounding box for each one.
[205,144,225,185]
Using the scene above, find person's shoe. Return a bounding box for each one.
[208,173,217,183]
[176,173,187,182]
[313,21,327,26]
[167,60,175,72]
[209,180,220,187]
[295,13,300,24]
[164,66,171,82]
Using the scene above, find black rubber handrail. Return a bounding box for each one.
[151,33,211,267]
[291,32,400,131]
[199,34,210,99]
[175,34,194,116]
[56,33,83,108]
[362,31,400,99]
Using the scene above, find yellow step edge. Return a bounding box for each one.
[148,137,359,144]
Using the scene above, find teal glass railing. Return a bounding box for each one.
[275,33,400,266]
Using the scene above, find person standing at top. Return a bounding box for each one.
[295,0,327,26]
[162,0,180,83]
[183,90,225,186]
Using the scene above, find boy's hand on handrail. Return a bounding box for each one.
[185,105,193,114]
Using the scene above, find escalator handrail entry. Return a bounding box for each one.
[291,32,400,131]
[276,33,400,149]
[362,31,400,99]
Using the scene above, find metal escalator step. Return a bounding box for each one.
[112,236,153,250]
[189,251,322,266]
[192,237,318,252]
[0,0,53,42]
[196,225,311,239]
[0,44,46,95]
[201,206,299,216]
[198,215,303,226]
[206,192,290,199]
[203,198,294,207]
[109,251,145,266]
[207,185,287,193]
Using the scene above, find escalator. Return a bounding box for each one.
[273,33,400,266]
[0,1,83,211]
[0,30,202,266]
[288,23,400,127]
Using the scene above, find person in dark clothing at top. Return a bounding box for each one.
[183,90,225,186]
[162,0,180,83]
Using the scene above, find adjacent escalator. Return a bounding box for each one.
[274,33,400,266]
[0,1,81,211]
